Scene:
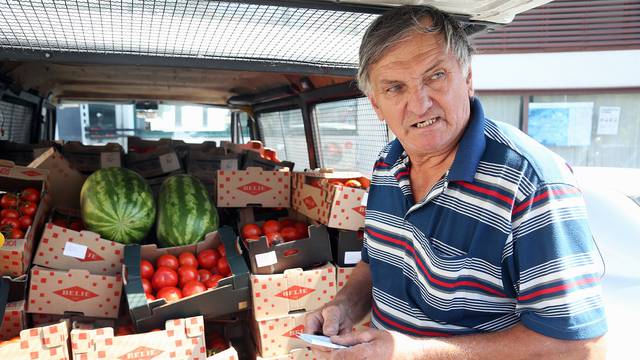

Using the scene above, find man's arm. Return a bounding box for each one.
[329,323,607,360]
[305,261,372,336]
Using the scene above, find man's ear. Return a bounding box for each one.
[466,66,474,97]
[368,94,385,122]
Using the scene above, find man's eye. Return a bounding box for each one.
[386,84,402,93]
[431,71,446,80]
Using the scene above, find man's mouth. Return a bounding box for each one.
[413,116,441,128]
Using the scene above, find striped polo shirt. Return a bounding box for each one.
[362,97,607,340]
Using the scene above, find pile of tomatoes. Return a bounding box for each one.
[241,218,309,247]
[309,178,366,189]
[0,187,41,240]
[139,244,230,303]
[50,211,85,231]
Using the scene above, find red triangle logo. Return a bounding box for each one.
[238,182,272,195]
[79,248,104,262]
[283,325,305,338]
[54,286,98,302]
[303,196,317,210]
[352,206,366,217]
[275,285,314,300]
[118,346,164,360]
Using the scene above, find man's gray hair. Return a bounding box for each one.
[357,5,474,95]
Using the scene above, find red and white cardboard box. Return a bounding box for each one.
[0,300,27,340]
[207,345,239,360]
[28,148,87,209]
[33,223,125,276]
[292,172,369,231]
[71,316,207,360]
[253,313,307,358]
[257,348,316,360]
[336,266,371,333]
[28,266,122,318]
[251,263,336,321]
[0,320,70,359]
[0,161,52,277]
[217,167,291,208]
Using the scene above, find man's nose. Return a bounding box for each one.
[407,85,433,115]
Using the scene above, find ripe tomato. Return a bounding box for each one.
[181,280,207,297]
[279,218,295,228]
[140,260,154,280]
[197,249,221,270]
[328,179,344,186]
[0,194,18,209]
[241,223,262,239]
[1,218,20,229]
[198,269,213,283]
[344,179,362,188]
[204,274,224,289]
[265,232,283,247]
[177,266,199,287]
[280,226,298,242]
[115,324,134,336]
[141,278,152,294]
[52,218,69,228]
[69,221,84,231]
[262,220,281,235]
[217,257,231,277]
[19,202,37,217]
[0,209,19,219]
[293,222,308,239]
[7,227,24,239]
[156,254,179,271]
[151,266,178,291]
[217,244,226,257]
[146,293,156,302]
[17,215,33,230]
[20,188,41,203]
[156,287,182,302]
[178,252,198,268]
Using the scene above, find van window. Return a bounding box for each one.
[258,109,310,170]
[312,97,389,176]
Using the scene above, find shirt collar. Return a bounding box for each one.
[383,97,486,182]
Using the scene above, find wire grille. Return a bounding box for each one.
[0,100,32,143]
[313,97,388,177]
[0,0,378,68]
[258,108,311,170]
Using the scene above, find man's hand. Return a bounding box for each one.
[305,300,355,337]
[311,329,424,360]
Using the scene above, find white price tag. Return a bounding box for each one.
[297,334,347,349]
[255,251,278,268]
[100,152,121,168]
[220,159,238,170]
[344,251,362,265]
[361,192,369,206]
[159,152,180,173]
[63,242,88,260]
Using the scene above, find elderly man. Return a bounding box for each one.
[305,5,607,359]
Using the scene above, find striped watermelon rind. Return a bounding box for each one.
[80,167,156,244]
[156,174,219,247]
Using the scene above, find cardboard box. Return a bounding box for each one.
[207,345,239,360]
[253,313,307,358]
[124,227,251,332]
[329,229,363,267]
[27,266,123,318]
[251,263,336,321]
[28,148,87,209]
[292,172,369,231]
[125,146,183,179]
[0,161,52,277]
[0,140,58,166]
[0,320,70,359]
[71,315,207,360]
[33,223,125,276]
[241,150,295,171]
[256,348,316,360]
[217,168,291,208]
[62,142,124,174]
[0,300,26,340]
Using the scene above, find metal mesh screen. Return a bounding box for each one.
[258,109,310,170]
[313,97,388,177]
[0,1,377,68]
[0,100,32,143]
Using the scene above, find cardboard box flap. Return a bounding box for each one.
[165,316,205,338]
[283,268,305,312]
[28,148,86,209]
[0,162,49,181]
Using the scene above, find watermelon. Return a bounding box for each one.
[80,167,156,244]
[156,174,219,247]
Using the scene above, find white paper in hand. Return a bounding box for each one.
[297,334,347,349]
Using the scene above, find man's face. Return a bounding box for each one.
[367,31,474,160]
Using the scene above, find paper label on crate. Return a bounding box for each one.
[220,159,238,170]
[159,152,181,173]
[255,251,278,268]
[344,251,362,265]
[100,152,121,168]
[361,192,369,206]
[63,241,88,259]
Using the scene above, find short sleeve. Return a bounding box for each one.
[503,183,607,340]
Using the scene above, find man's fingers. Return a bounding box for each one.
[304,310,325,334]
[321,306,343,336]
[331,329,376,346]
